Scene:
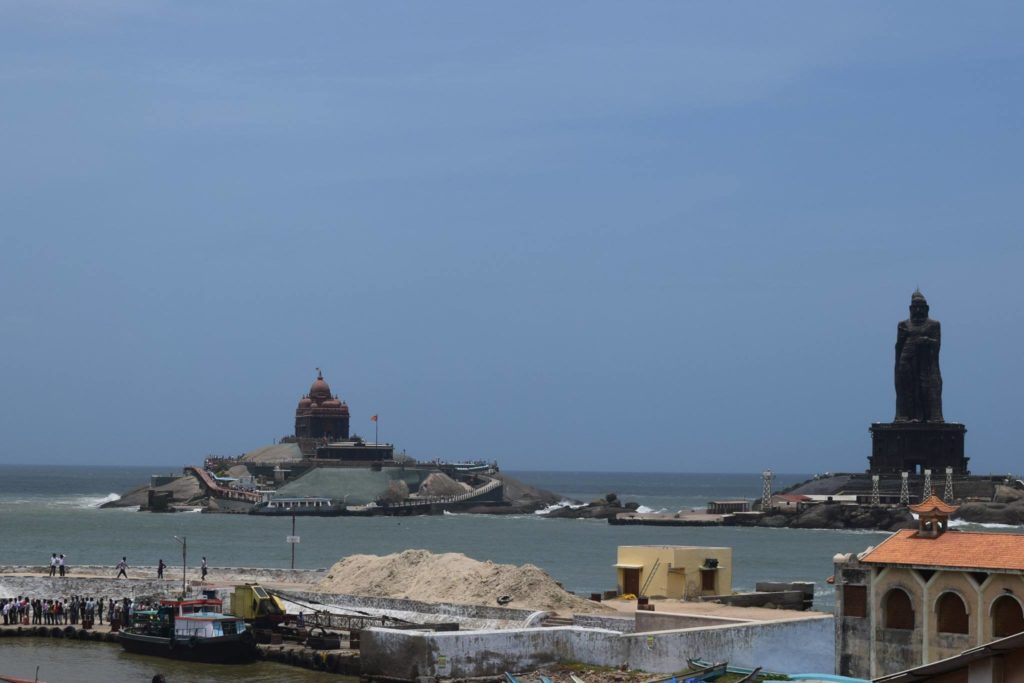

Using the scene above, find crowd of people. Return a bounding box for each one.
[0,552,215,633]
[0,595,147,628]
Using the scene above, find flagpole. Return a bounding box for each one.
[375,416,379,448]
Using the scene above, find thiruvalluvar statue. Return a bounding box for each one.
[894,290,944,423]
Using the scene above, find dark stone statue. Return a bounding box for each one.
[894,290,944,423]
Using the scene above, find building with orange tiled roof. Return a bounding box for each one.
[833,500,1024,679]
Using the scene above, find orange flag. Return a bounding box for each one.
[370,415,378,422]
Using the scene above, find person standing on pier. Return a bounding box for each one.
[201,557,208,582]
[116,556,128,579]
[49,553,57,577]
[58,554,65,577]
[157,559,166,579]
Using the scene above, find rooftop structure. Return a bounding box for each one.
[834,498,1024,678]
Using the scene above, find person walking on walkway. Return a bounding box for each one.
[115,557,128,579]
[157,559,166,579]
[201,557,208,582]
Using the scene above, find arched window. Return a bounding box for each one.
[884,588,915,630]
[992,595,1024,637]
[936,592,969,634]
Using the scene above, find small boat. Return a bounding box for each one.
[683,658,728,681]
[1,677,46,683]
[119,598,257,664]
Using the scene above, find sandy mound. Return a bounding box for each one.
[317,549,609,614]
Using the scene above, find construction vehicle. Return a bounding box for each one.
[230,583,287,628]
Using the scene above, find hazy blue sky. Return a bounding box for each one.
[1,2,1021,472]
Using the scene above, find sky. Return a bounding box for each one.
[0,2,1022,473]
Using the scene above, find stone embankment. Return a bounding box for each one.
[757,504,914,531]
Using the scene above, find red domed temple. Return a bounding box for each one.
[294,369,350,440]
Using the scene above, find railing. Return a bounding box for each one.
[376,476,502,509]
[304,611,394,631]
[185,466,261,503]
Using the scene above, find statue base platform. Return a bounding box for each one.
[868,422,968,475]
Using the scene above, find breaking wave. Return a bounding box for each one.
[535,500,586,515]
[949,519,1022,530]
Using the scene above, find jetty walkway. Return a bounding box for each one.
[185,465,260,503]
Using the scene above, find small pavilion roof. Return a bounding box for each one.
[909,494,959,515]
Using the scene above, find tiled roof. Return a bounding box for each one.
[909,494,959,515]
[861,529,1024,572]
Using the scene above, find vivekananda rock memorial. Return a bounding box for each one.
[294,368,351,441]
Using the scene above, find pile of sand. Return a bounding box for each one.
[316,549,609,614]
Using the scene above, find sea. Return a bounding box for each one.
[0,465,1015,681]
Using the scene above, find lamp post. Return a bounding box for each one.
[173,536,187,597]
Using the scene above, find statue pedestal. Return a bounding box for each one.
[868,422,968,475]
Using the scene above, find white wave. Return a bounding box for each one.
[950,519,1022,530]
[63,493,121,508]
[9,493,123,509]
[634,505,669,514]
[534,500,587,515]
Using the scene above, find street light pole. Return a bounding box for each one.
[173,536,187,597]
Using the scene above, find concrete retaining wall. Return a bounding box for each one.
[572,614,635,633]
[286,590,539,627]
[361,615,835,680]
[624,617,834,674]
[634,611,747,633]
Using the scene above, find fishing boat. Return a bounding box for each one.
[682,658,728,681]
[119,598,257,663]
[734,668,762,683]
[1,676,46,683]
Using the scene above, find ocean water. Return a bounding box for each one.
[0,638,345,682]
[0,465,892,610]
[4,464,1017,680]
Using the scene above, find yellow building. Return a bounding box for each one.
[614,545,732,599]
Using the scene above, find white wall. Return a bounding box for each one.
[360,615,835,679]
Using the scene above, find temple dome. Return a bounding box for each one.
[309,369,333,400]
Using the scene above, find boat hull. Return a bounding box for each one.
[119,631,258,664]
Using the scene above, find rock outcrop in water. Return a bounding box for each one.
[757,504,915,531]
[543,493,641,520]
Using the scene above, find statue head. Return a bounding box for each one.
[910,289,929,321]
